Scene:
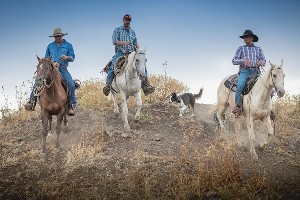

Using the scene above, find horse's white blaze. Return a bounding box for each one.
[214,61,285,160]
[40,63,43,70]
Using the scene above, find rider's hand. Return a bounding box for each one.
[243,58,252,66]
[60,55,70,61]
[123,41,131,46]
[257,60,264,67]
[135,44,139,49]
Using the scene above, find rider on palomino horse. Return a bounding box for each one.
[24,27,76,116]
[232,30,266,117]
[103,14,155,96]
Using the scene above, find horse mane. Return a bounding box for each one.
[126,51,136,69]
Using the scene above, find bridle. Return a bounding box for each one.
[34,60,58,96]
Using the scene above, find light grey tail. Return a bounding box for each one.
[193,88,203,100]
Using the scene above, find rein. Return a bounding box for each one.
[34,62,59,96]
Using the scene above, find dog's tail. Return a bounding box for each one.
[193,87,204,100]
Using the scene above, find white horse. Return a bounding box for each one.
[213,60,285,160]
[110,49,147,136]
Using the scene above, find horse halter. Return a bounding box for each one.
[34,60,58,96]
[270,66,282,94]
[134,51,146,78]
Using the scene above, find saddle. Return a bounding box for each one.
[114,55,129,76]
[224,74,259,95]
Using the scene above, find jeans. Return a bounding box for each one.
[235,68,258,106]
[106,50,148,85]
[29,66,76,105]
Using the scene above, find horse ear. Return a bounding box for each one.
[269,60,274,69]
[46,56,52,62]
[36,55,41,62]
[281,59,283,67]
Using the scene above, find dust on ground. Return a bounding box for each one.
[0,102,299,199]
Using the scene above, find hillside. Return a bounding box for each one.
[1,98,299,199]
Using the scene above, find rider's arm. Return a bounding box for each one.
[258,47,266,66]
[67,43,75,62]
[232,46,243,65]
[45,45,50,58]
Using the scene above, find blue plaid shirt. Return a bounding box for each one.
[232,44,266,68]
[112,26,137,53]
[45,39,75,68]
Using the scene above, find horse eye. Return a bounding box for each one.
[273,74,277,78]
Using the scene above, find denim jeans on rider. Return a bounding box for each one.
[106,50,149,85]
[235,68,258,106]
[29,66,76,106]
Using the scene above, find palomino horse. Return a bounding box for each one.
[110,49,147,137]
[213,60,285,160]
[35,56,68,158]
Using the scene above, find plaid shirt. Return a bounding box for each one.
[112,26,137,53]
[232,44,266,68]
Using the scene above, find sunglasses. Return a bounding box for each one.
[124,16,131,21]
[54,35,62,38]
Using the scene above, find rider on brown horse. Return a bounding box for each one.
[25,27,76,116]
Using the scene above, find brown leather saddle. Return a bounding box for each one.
[224,74,259,95]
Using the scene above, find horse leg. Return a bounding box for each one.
[134,91,142,121]
[63,113,68,126]
[120,92,131,135]
[111,91,120,116]
[246,115,258,160]
[41,111,49,160]
[55,112,64,153]
[48,115,52,133]
[259,116,274,149]
[217,104,226,132]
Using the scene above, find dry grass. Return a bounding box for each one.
[0,76,299,199]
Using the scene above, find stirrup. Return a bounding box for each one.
[232,106,241,118]
[24,100,36,111]
[68,105,75,116]
[103,86,110,96]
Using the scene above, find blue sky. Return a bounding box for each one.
[1,0,300,109]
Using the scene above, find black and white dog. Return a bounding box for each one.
[169,88,203,117]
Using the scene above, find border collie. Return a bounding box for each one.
[169,88,204,117]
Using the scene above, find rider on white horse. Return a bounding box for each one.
[232,30,266,117]
[103,14,155,96]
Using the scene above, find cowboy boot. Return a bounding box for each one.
[232,104,241,118]
[270,110,275,121]
[103,75,114,96]
[67,100,75,116]
[141,77,155,96]
[24,96,37,111]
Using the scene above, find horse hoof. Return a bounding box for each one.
[114,112,120,117]
[252,153,258,161]
[121,132,132,138]
[41,153,47,161]
[64,122,68,127]
[54,147,61,154]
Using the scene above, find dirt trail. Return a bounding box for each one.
[0,102,299,199]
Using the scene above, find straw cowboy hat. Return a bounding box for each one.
[49,27,68,37]
[239,29,258,42]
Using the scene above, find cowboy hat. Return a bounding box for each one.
[239,30,258,42]
[49,27,68,37]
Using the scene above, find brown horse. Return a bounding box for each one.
[35,56,68,158]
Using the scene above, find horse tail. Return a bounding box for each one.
[193,87,204,100]
[210,103,219,115]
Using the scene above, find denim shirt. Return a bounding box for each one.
[112,26,137,53]
[45,39,75,68]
